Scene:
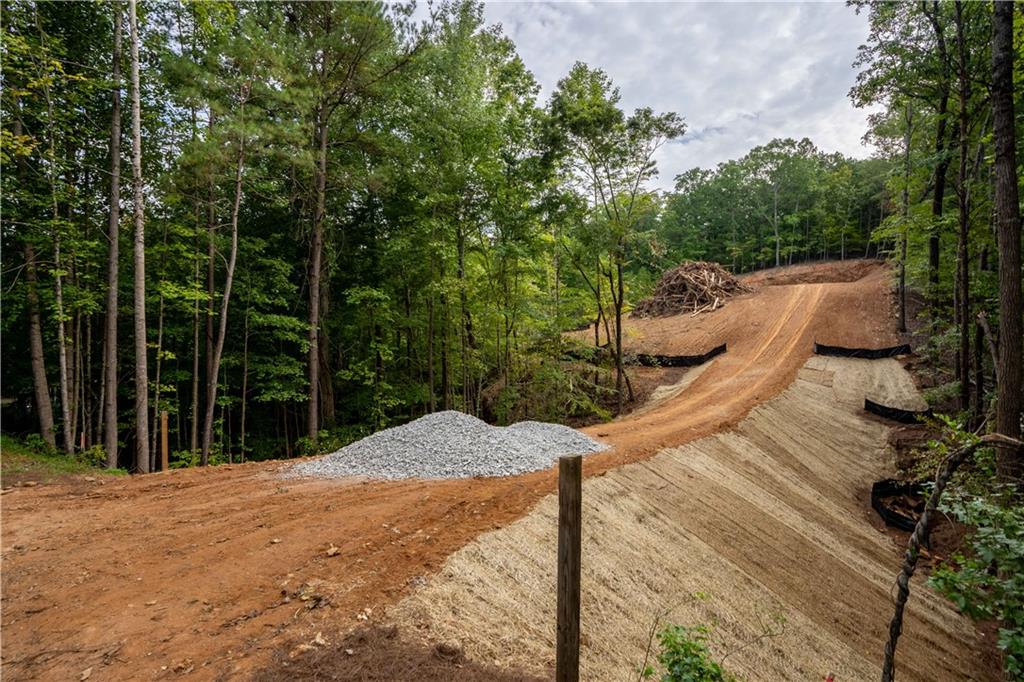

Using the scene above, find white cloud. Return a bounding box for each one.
[479,1,880,190]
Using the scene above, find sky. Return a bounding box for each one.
[471,1,879,191]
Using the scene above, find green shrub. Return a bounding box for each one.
[493,355,613,425]
[75,444,107,467]
[641,624,734,682]
[929,490,1024,678]
[23,433,57,456]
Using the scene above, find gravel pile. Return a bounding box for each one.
[289,410,609,480]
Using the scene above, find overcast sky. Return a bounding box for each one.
[472,1,878,191]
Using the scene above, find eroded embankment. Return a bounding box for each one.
[392,356,990,681]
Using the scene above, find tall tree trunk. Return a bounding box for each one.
[898,101,912,333]
[150,220,169,462]
[189,105,202,457]
[73,309,83,447]
[206,109,216,393]
[25,243,57,448]
[44,74,73,454]
[190,231,200,455]
[404,284,413,374]
[306,104,327,444]
[53,236,74,453]
[128,0,150,473]
[318,286,335,428]
[427,295,436,412]
[973,248,986,421]
[954,1,971,414]
[773,185,780,268]
[991,0,1023,479]
[924,0,953,317]
[150,289,165,467]
[97,350,106,446]
[457,225,475,414]
[240,305,249,462]
[441,292,451,411]
[616,261,625,410]
[85,314,94,447]
[202,101,246,465]
[14,106,56,448]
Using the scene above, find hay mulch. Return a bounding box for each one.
[390,357,992,682]
[632,261,750,318]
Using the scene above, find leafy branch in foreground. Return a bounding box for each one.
[637,599,786,682]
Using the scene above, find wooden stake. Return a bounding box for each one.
[160,410,169,472]
[556,454,582,682]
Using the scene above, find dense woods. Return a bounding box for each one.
[1,0,1020,478]
[849,0,1022,478]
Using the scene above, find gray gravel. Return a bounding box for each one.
[288,410,609,480]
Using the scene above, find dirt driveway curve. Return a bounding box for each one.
[2,261,900,680]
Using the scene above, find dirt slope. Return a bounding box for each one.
[579,261,897,459]
[394,355,988,681]
[1,260,913,681]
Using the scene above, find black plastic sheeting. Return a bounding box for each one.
[634,343,727,368]
[864,398,934,424]
[564,343,727,368]
[813,342,912,359]
[871,479,926,532]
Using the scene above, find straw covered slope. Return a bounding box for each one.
[392,356,991,681]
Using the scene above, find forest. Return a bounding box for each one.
[1,0,1020,478]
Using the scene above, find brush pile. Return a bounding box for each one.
[632,261,749,318]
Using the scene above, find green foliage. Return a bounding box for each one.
[295,430,359,457]
[77,445,108,468]
[493,354,612,426]
[22,433,58,457]
[171,447,226,468]
[0,0,1009,485]
[660,139,887,272]
[929,493,1024,678]
[641,624,735,682]
[1,435,127,479]
[901,421,1022,679]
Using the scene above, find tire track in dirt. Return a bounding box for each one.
[0,261,901,681]
[584,281,831,459]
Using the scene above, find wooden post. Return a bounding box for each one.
[160,410,169,472]
[556,454,582,682]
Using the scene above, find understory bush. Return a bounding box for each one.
[906,420,1022,679]
[641,624,735,682]
[492,355,613,426]
[929,489,1024,678]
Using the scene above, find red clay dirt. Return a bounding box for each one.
[1,260,899,681]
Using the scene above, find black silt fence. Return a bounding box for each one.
[633,343,727,368]
[564,343,727,368]
[864,398,934,424]
[813,342,912,359]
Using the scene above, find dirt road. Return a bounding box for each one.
[578,262,896,458]
[1,261,900,680]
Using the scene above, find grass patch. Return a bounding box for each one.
[1,435,128,485]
